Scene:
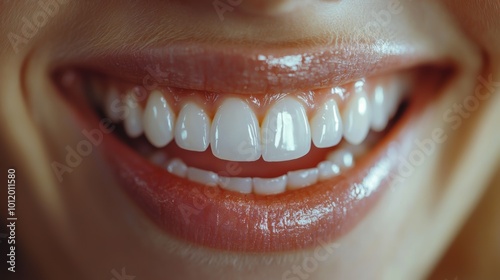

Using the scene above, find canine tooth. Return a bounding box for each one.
[143,90,175,148]
[175,102,210,152]
[327,149,354,170]
[166,158,188,178]
[262,97,311,162]
[317,161,341,181]
[211,98,261,161]
[287,168,319,190]
[253,175,287,195]
[342,86,371,145]
[311,98,343,148]
[370,84,389,131]
[219,177,252,194]
[123,91,144,138]
[187,167,219,186]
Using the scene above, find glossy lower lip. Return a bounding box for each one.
[52,41,444,94]
[54,36,449,252]
[61,66,446,252]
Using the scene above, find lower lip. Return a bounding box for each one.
[63,70,437,253]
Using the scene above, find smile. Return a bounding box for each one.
[54,41,452,252]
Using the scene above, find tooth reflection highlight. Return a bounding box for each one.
[262,97,311,162]
[211,98,261,161]
[311,98,343,148]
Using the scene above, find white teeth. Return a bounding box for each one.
[287,168,319,190]
[211,98,261,161]
[317,161,341,181]
[311,98,343,148]
[370,84,389,131]
[342,82,371,145]
[262,97,311,162]
[159,149,353,193]
[175,102,210,152]
[253,175,287,195]
[143,90,176,148]
[104,86,123,122]
[327,149,355,170]
[187,167,219,186]
[166,158,188,178]
[105,72,411,194]
[219,177,253,194]
[123,91,144,138]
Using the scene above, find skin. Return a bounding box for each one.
[0,0,499,279]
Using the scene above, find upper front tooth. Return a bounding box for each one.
[210,98,261,161]
[311,98,343,148]
[342,83,371,145]
[143,90,176,147]
[175,102,210,152]
[262,97,311,162]
[123,90,144,138]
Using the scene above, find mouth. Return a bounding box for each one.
[53,42,453,253]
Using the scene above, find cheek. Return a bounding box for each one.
[439,0,500,56]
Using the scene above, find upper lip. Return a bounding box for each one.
[50,10,468,252]
[57,50,451,253]
[54,40,443,94]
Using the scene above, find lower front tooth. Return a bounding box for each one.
[187,167,219,187]
[317,161,341,181]
[219,177,253,194]
[327,149,354,170]
[287,168,319,190]
[166,158,187,178]
[123,91,144,138]
[211,98,261,161]
[253,175,287,195]
[342,86,371,145]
